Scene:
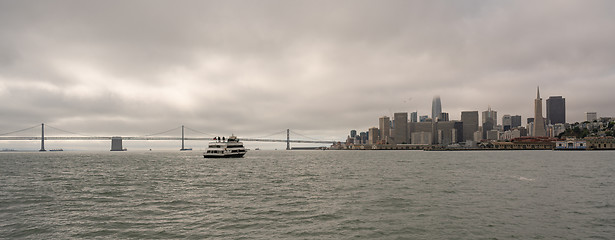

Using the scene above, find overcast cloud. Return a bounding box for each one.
[1,0,614,144]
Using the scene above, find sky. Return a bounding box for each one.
[1,0,615,150]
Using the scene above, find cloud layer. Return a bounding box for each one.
[1,0,614,144]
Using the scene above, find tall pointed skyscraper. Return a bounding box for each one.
[533,87,547,137]
[432,95,442,121]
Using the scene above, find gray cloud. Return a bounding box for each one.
[1,0,614,148]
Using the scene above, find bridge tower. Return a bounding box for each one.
[181,125,185,150]
[180,125,191,151]
[286,129,290,150]
[39,123,46,152]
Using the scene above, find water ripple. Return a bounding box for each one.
[1,150,614,239]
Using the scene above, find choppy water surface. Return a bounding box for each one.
[1,150,614,239]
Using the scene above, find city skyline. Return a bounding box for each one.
[1,1,615,145]
[348,85,613,146]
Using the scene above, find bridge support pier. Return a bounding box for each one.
[111,136,125,151]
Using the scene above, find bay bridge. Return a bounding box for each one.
[0,124,337,151]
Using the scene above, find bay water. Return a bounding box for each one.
[1,150,613,239]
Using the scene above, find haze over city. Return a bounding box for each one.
[1,0,615,146]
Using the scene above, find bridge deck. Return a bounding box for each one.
[0,137,334,144]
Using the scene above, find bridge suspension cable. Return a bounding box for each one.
[253,130,287,139]
[144,126,182,137]
[183,126,216,137]
[45,124,94,137]
[0,124,41,136]
[289,130,321,141]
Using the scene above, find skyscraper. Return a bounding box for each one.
[432,96,442,121]
[546,96,566,125]
[410,112,418,123]
[393,112,408,144]
[511,115,522,128]
[359,132,367,144]
[482,107,497,139]
[439,112,449,122]
[379,116,391,142]
[502,114,512,131]
[533,87,546,137]
[368,127,380,145]
[482,106,497,126]
[461,111,479,142]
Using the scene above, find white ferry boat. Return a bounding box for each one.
[204,135,247,158]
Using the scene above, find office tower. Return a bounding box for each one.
[533,87,547,137]
[393,112,409,144]
[587,112,597,122]
[410,120,463,145]
[527,117,534,124]
[410,112,418,123]
[482,106,498,126]
[431,121,438,144]
[502,115,512,131]
[546,96,566,124]
[461,111,479,142]
[432,95,442,121]
[359,132,367,144]
[482,106,497,139]
[439,112,449,122]
[437,121,464,144]
[419,115,429,122]
[350,130,357,138]
[511,115,522,128]
[379,116,391,142]
[368,127,380,145]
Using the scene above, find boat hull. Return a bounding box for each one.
[203,153,246,158]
